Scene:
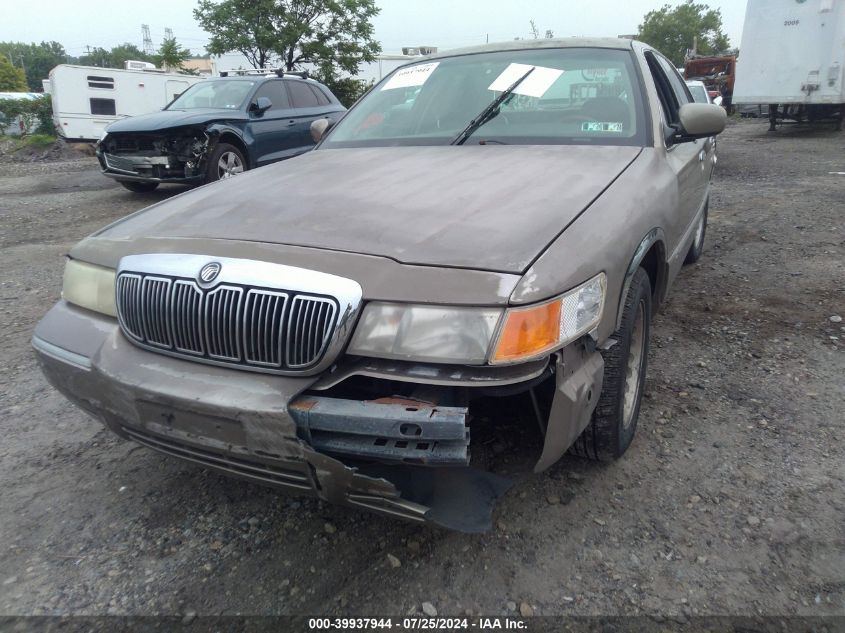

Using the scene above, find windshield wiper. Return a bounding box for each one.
[450,66,535,146]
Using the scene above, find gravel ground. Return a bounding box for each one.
[0,120,843,620]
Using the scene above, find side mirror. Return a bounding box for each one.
[250,97,272,114]
[310,117,336,143]
[668,103,727,145]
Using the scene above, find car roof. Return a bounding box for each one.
[424,37,637,61]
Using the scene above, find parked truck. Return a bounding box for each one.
[684,55,737,112]
[48,64,204,141]
[733,0,845,131]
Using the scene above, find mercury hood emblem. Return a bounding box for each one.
[199,261,221,283]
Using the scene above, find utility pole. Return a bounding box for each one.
[164,27,174,41]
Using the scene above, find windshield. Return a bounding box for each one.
[687,84,709,103]
[324,48,647,148]
[166,80,256,110]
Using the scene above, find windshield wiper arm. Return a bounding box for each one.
[450,66,535,146]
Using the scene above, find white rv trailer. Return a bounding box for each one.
[733,0,845,129]
[48,64,204,140]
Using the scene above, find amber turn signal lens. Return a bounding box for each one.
[492,300,561,363]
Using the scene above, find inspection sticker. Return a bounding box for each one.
[381,62,440,91]
[487,63,564,98]
[582,122,624,133]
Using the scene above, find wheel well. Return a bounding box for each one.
[216,132,249,166]
[639,242,665,307]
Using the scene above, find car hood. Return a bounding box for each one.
[94,145,642,274]
[106,108,248,133]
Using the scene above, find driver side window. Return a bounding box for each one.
[655,55,693,108]
[645,52,680,126]
[252,81,289,111]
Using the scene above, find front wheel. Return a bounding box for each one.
[119,180,159,193]
[207,143,246,182]
[571,267,652,462]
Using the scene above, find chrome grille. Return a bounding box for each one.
[115,272,338,373]
[244,290,288,367]
[172,280,203,355]
[141,276,171,347]
[205,286,243,361]
[287,295,337,368]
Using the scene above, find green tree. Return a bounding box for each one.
[0,54,28,91]
[0,41,67,91]
[195,0,381,77]
[78,43,153,69]
[314,69,372,107]
[637,1,730,67]
[155,38,192,71]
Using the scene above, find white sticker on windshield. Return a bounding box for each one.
[487,63,564,98]
[381,62,440,91]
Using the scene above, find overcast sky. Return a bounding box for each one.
[1,0,749,59]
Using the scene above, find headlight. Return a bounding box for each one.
[347,272,606,365]
[347,303,503,364]
[62,259,117,317]
[490,272,606,364]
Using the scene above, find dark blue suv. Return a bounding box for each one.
[96,73,346,192]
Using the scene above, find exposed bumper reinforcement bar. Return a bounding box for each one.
[289,396,470,466]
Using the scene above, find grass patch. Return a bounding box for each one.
[18,133,57,147]
[0,133,57,154]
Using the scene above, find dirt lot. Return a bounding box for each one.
[0,120,843,621]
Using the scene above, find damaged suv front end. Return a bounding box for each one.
[95,75,346,192]
[98,127,212,185]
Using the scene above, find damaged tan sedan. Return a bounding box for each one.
[33,38,725,531]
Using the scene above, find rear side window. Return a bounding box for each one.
[87,75,114,90]
[287,81,320,108]
[310,85,331,105]
[90,98,116,115]
[687,84,708,104]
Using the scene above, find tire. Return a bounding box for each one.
[571,268,652,462]
[683,205,708,265]
[207,143,246,182]
[119,180,159,193]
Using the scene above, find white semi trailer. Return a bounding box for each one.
[733,0,845,130]
[48,65,204,141]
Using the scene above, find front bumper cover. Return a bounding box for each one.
[32,301,517,531]
[96,149,205,185]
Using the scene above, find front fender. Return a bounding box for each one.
[616,228,667,330]
[205,123,253,167]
